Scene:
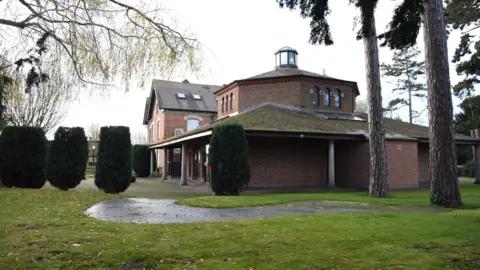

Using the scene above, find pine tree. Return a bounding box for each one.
[381,45,427,124]
[446,0,480,100]
[380,0,462,207]
[277,0,389,198]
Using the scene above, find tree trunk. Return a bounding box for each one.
[423,0,462,207]
[364,15,389,197]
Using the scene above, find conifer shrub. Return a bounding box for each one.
[95,126,132,193]
[133,144,155,177]
[0,126,48,188]
[208,123,250,195]
[46,127,88,190]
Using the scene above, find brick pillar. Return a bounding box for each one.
[162,149,168,180]
[328,140,335,187]
[180,143,188,186]
[474,129,480,184]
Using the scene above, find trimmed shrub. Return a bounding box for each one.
[46,127,88,190]
[95,126,132,193]
[0,126,48,188]
[461,159,476,178]
[133,145,156,177]
[208,123,250,195]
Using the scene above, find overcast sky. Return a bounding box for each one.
[60,0,468,139]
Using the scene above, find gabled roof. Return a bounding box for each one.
[150,103,477,148]
[214,67,360,96]
[152,79,221,113]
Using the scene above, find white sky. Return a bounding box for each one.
[60,0,470,139]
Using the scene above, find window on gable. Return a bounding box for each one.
[221,97,225,113]
[334,89,341,107]
[312,87,319,106]
[187,119,200,131]
[324,88,330,106]
[230,93,233,111]
[193,94,201,100]
[176,93,186,99]
[157,120,160,139]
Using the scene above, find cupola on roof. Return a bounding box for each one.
[275,46,298,69]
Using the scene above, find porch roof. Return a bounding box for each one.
[149,103,478,149]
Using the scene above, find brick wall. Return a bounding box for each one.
[387,141,419,187]
[248,137,328,187]
[217,86,239,118]
[335,141,370,188]
[299,78,356,113]
[418,143,429,185]
[239,80,302,112]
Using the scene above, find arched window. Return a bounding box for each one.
[225,95,229,112]
[187,119,200,131]
[324,88,330,106]
[221,97,225,113]
[334,89,341,107]
[230,93,233,111]
[312,87,319,106]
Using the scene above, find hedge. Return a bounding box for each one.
[208,123,250,195]
[46,127,88,190]
[133,145,156,177]
[0,126,48,188]
[95,126,132,193]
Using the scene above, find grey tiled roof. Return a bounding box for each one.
[246,67,331,80]
[151,79,222,112]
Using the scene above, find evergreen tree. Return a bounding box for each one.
[277,0,389,198]
[454,95,480,165]
[95,126,132,194]
[133,145,155,177]
[380,0,462,207]
[381,45,427,124]
[208,123,250,195]
[46,127,88,190]
[0,126,48,188]
[446,0,480,100]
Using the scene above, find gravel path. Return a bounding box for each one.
[84,198,450,224]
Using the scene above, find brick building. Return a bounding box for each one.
[144,46,479,189]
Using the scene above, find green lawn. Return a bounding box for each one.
[178,178,480,209]
[1,181,480,269]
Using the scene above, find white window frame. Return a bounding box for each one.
[193,94,201,100]
[176,93,186,99]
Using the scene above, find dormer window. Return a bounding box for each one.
[176,93,186,99]
[193,94,201,100]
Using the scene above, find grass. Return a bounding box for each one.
[1,179,480,269]
[178,178,480,208]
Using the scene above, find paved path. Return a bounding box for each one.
[84,198,450,224]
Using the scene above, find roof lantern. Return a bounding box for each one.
[275,46,298,69]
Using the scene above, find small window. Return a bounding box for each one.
[157,120,160,139]
[187,119,200,131]
[324,88,330,106]
[288,52,296,65]
[312,87,319,106]
[334,89,341,107]
[176,93,186,99]
[193,94,201,100]
[221,97,225,113]
[230,93,233,111]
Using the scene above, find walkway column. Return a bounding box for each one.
[328,140,335,187]
[162,149,168,180]
[149,150,154,177]
[180,143,188,186]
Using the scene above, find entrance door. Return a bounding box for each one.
[169,148,182,177]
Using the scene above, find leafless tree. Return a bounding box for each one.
[86,123,100,141]
[355,98,368,114]
[0,0,202,89]
[2,58,75,133]
[131,131,147,145]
